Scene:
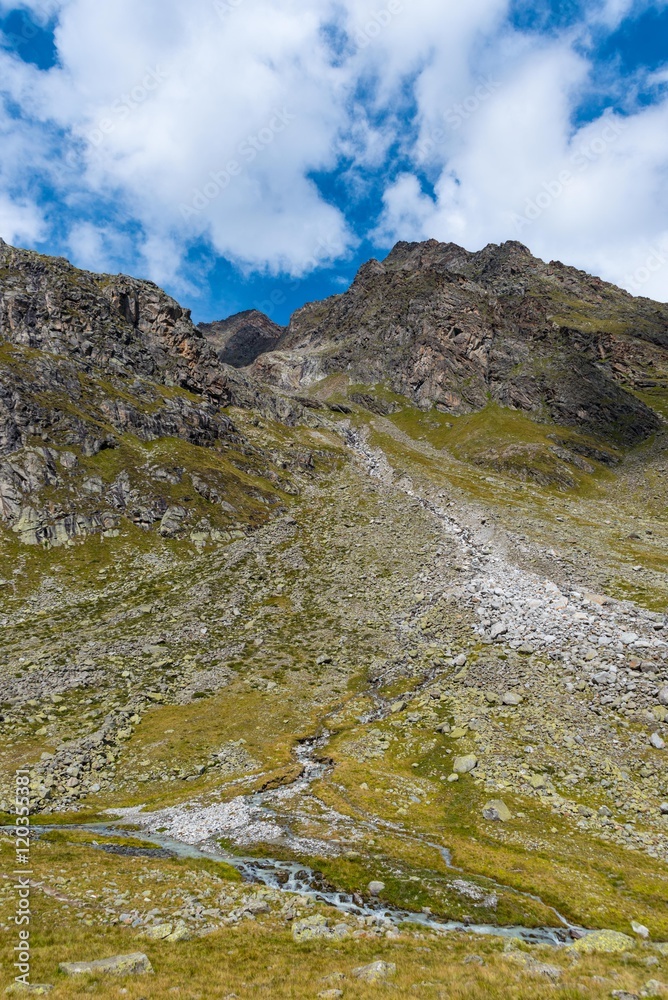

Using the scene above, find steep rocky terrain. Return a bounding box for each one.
[199,309,284,367]
[252,239,667,447]
[0,238,667,999]
[0,239,314,548]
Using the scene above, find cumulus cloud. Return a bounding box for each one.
[0,0,667,300]
[374,33,668,300]
[0,192,44,244]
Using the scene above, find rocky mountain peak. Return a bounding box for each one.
[250,239,667,445]
[199,309,284,368]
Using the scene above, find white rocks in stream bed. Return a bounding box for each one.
[141,795,284,846]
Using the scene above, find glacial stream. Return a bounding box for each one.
[26,736,586,947]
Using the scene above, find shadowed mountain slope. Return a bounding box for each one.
[199,309,284,367]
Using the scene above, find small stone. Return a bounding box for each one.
[368,881,385,896]
[632,921,650,939]
[507,952,561,980]
[659,687,668,707]
[244,898,270,915]
[650,733,666,750]
[490,623,508,640]
[502,692,523,706]
[482,799,511,822]
[584,593,610,606]
[450,726,468,739]
[352,961,396,983]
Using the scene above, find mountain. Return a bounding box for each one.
[199,309,284,367]
[251,239,667,446]
[1,237,667,996]
[0,238,308,547]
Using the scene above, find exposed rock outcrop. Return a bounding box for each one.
[251,239,667,445]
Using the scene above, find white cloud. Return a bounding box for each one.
[0,0,667,301]
[375,36,668,301]
[0,192,44,244]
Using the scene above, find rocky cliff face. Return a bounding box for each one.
[0,240,308,547]
[251,239,667,445]
[199,309,284,368]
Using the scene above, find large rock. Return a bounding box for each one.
[568,929,635,954]
[292,915,332,942]
[453,754,478,774]
[58,953,154,976]
[482,799,512,822]
[352,961,396,983]
[143,922,173,940]
[159,506,187,538]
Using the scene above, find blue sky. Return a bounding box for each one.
[0,0,667,325]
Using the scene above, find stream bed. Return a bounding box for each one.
[25,737,587,947]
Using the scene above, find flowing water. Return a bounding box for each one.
[22,736,586,947]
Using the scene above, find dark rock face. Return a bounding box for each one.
[0,242,302,421]
[200,310,284,368]
[0,243,309,546]
[252,239,667,445]
[0,242,228,399]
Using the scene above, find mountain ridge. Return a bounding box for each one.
[246,238,667,446]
